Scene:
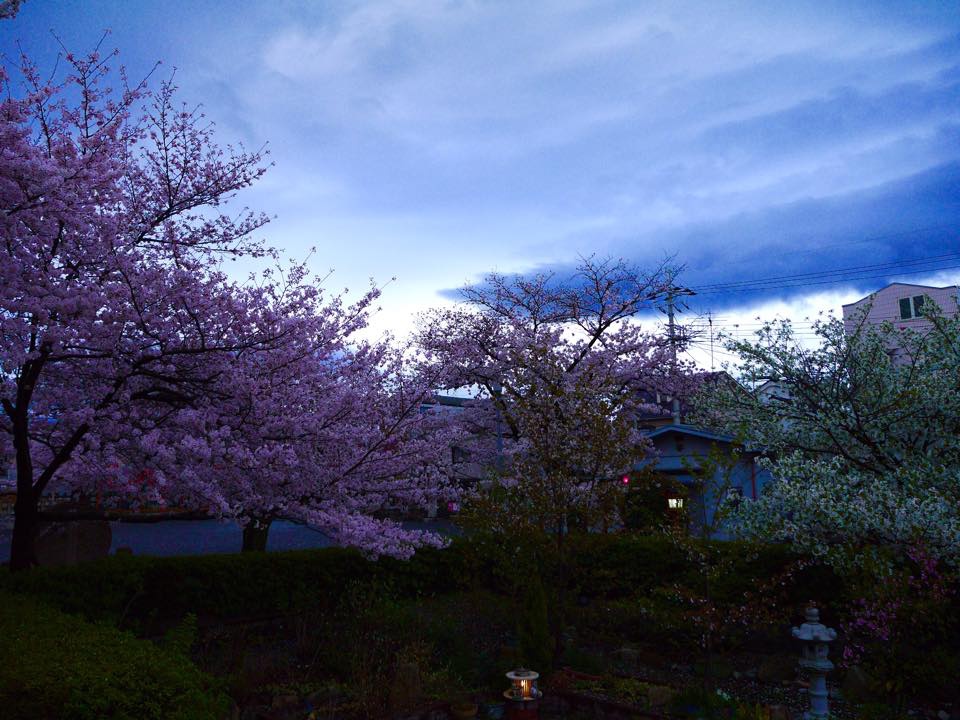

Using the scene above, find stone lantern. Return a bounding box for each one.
[504,668,541,719]
[792,606,837,720]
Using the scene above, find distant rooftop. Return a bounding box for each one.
[842,282,959,308]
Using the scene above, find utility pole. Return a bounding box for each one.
[667,291,681,424]
[492,381,504,473]
[665,286,696,424]
[708,311,715,372]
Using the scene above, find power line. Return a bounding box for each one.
[660,244,960,370]
[697,252,960,291]
[689,223,957,268]
[687,245,960,297]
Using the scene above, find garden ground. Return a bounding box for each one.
[2,534,958,720]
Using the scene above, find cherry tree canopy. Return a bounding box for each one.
[0,46,455,567]
[108,272,461,556]
[417,257,694,540]
[692,310,960,568]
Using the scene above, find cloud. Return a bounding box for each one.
[471,160,960,313]
[9,0,958,339]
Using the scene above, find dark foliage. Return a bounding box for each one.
[0,591,228,720]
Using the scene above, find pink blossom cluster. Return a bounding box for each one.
[840,543,953,666]
[0,46,462,567]
[416,258,699,532]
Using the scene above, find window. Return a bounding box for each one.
[899,295,927,320]
[899,297,912,319]
[667,497,684,510]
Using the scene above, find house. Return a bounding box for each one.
[841,283,959,362]
[419,394,491,487]
[756,379,792,405]
[633,373,772,536]
[635,424,772,539]
[424,389,772,537]
[842,282,959,365]
[416,394,494,516]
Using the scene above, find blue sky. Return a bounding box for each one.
[4,1,959,356]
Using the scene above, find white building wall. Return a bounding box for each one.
[842,283,959,334]
[842,283,959,364]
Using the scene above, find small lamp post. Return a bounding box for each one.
[504,668,541,719]
[792,606,837,720]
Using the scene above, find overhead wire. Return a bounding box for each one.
[696,252,960,291]
[687,244,960,296]
[658,240,960,368]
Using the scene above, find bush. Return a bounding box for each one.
[567,533,688,598]
[0,591,229,720]
[563,534,807,597]
[517,572,552,672]
[0,533,836,634]
[0,543,475,632]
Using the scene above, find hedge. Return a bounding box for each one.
[0,591,229,720]
[0,534,836,632]
[0,542,490,629]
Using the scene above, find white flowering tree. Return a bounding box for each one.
[692,307,960,568]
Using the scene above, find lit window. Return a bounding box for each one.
[667,497,684,510]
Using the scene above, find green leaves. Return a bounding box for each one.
[0,592,228,720]
[692,311,960,569]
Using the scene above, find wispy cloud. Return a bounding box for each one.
[5,0,959,338]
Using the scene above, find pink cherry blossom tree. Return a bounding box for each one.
[418,256,691,543]
[0,43,456,568]
[417,257,694,656]
[0,44,279,569]
[106,268,462,555]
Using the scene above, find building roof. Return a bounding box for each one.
[419,394,475,414]
[431,394,472,407]
[645,423,737,444]
[842,282,959,308]
[644,423,764,456]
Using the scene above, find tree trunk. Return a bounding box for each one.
[9,489,39,571]
[552,518,567,663]
[241,517,272,552]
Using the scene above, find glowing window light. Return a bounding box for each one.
[667,497,684,510]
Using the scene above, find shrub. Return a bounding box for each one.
[0,534,836,634]
[517,572,552,672]
[669,686,737,718]
[0,544,473,632]
[0,592,229,720]
[567,533,688,598]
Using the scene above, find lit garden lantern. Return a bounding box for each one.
[503,668,541,719]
